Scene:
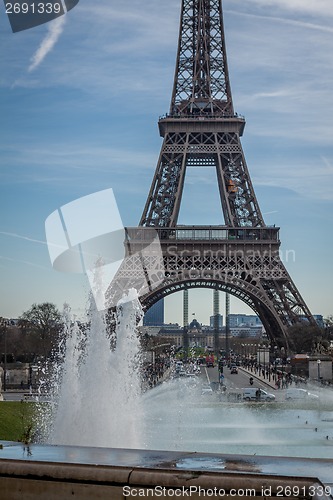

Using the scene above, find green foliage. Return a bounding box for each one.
[0,401,36,443]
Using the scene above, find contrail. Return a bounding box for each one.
[28,16,66,72]
[226,9,333,34]
[0,231,66,252]
[0,231,47,245]
[0,230,91,255]
[0,255,48,270]
[263,210,278,215]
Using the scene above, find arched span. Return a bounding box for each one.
[142,279,257,313]
[140,278,288,348]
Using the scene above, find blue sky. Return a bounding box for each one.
[0,0,332,325]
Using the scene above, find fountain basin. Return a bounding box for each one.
[0,442,332,499]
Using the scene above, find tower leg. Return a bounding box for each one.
[183,289,189,361]
[213,290,220,356]
[225,293,230,364]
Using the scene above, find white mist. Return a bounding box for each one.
[48,289,143,449]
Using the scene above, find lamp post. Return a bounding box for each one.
[273,345,278,382]
[281,346,285,375]
[317,359,321,383]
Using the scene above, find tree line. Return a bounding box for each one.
[1,304,333,364]
[0,303,63,364]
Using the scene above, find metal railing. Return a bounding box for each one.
[125,226,280,243]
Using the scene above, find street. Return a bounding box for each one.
[203,364,285,401]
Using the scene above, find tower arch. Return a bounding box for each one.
[140,278,287,348]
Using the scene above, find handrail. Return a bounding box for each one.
[125,226,280,242]
[159,113,245,121]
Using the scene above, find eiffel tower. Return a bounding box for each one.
[107,0,316,349]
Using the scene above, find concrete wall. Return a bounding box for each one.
[0,459,325,500]
[308,359,332,381]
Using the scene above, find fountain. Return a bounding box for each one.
[38,283,333,461]
[1,289,333,498]
[39,287,144,450]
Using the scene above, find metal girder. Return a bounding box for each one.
[183,289,189,357]
[140,126,264,228]
[170,0,233,116]
[213,289,220,354]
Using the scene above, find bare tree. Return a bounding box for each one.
[288,323,326,354]
[19,303,63,363]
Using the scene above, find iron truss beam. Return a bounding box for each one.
[140,124,264,228]
[170,0,233,116]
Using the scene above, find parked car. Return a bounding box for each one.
[242,387,275,402]
[285,388,318,400]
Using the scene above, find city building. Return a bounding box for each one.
[143,299,164,326]
[228,314,263,328]
[230,325,264,338]
[209,314,223,329]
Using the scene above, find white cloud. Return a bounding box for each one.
[252,157,333,201]
[231,0,333,18]
[226,8,333,33]
[28,16,66,72]
[2,0,333,203]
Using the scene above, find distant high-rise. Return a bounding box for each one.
[228,314,262,328]
[209,314,223,330]
[143,299,164,326]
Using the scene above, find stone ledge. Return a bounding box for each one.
[0,442,332,500]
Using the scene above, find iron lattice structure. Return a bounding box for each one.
[107,0,316,348]
[140,0,263,229]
